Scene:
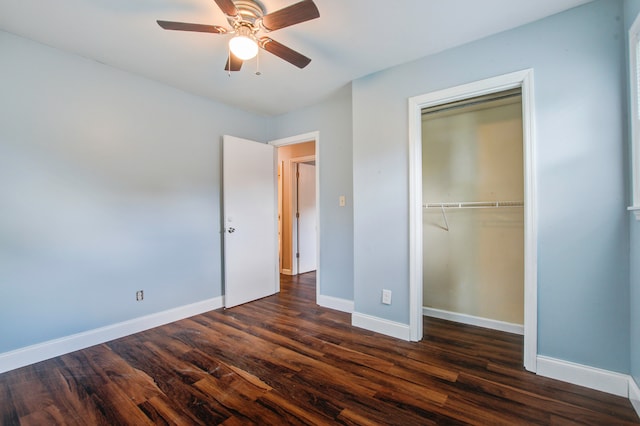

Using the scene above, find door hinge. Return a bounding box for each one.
[296,253,300,258]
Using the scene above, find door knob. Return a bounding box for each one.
[227,227,235,233]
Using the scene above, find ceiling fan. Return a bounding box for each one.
[157,0,320,72]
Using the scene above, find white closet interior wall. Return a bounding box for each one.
[422,94,524,326]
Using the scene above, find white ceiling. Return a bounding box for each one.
[0,0,593,116]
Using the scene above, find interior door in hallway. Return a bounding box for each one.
[223,135,278,308]
[296,162,317,273]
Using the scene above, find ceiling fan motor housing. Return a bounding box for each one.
[228,0,266,30]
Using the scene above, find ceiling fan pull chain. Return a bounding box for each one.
[256,49,261,76]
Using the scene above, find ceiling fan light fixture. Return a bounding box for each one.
[157,0,320,70]
[229,26,258,60]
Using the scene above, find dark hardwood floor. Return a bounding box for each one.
[1,272,638,425]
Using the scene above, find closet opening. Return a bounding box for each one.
[408,70,537,372]
[422,88,524,336]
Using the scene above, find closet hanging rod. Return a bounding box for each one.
[423,201,524,209]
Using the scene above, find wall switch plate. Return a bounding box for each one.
[136,290,144,301]
[382,289,392,305]
[339,195,346,207]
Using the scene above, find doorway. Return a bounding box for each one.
[270,132,320,301]
[408,70,538,372]
[421,89,524,334]
[277,147,316,276]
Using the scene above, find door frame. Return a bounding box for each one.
[269,131,320,302]
[408,69,538,372]
[290,156,317,275]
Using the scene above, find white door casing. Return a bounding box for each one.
[408,69,538,372]
[223,135,278,308]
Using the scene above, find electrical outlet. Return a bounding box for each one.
[382,289,392,305]
[136,290,144,301]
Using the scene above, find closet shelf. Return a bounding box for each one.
[424,201,524,209]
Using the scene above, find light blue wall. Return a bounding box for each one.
[352,0,630,372]
[0,31,271,353]
[625,0,640,386]
[272,86,354,300]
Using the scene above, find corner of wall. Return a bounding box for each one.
[629,376,640,417]
[536,355,631,398]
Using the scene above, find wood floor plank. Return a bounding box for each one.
[137,395,196,425]
[337,406,437,426]
[19,404,69,426]
[0,378,20,425]
[107,337,235,424]
[0,271,638,425]
[256,390,343,425]
[455,371,639,425]
[35,359,110,426]
[175,318,303,377]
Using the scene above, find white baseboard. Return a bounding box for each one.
[0,296,224,374]
[536,355,631,397]
[317,294,354,313]
[423,307,524,335]
[351,312,411,341]
[630,377,640,418]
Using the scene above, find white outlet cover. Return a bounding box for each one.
[382,289,392,305]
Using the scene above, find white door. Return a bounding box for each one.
[223,135,278,308]
[278,162,284,273]
[297,162,317,273]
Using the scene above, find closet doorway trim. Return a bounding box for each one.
[408,69,538,373]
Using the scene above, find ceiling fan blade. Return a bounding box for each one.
[213,0,239,17]
[225,52,244,71]
[157,20,227,33]
[261,0,320,31]
[259,37,311,69]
